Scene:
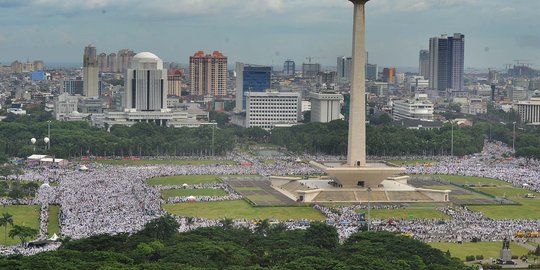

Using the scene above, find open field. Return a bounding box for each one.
[473,187,537,198]
[48,205,60,237]
[434,175,511,186]
[429,242,529,261]
[92,159,236,166]
[246,195,281,202]
[468,199,540,219]
[365,208,450,220]
[147,175,220,186]
[387,160,438,165]
[0,205,40,245]
[163,200,324,220]
[160,189,227,198]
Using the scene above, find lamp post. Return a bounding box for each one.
[47,120,51,150]
[211,121,216,157]
[30,138,36,152]
[512,121,516,152]
[367,186,372,232]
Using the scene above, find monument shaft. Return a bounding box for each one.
[347,0,369,167]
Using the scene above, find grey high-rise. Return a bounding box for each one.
[283,59,295,76]
[337,56,353,82]
[428,33,465,92]
[448,33,465,91]
[83,44,99,97]
[419,49,430,79]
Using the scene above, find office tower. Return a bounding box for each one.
[107,53,118,73]
[23,60,34,72]
[97,53,107,72]
[310,92,343,123]
[366,63,378,81]
[246,90,301,130]
[63,79,84,95]
[302,63,321,78]
[318,71,337,85]
[33,60,44,71]
[447,33,465,91]
[283,59,295,76]
[235,64,272,110]
[382,68,396,83]
[168,69,182,96]
[83,44,99,97]
[488,69,499,84]
[125,52,167,111]
[337,56,353,82]
[429,33,465,91]
[419,50,429,79]
[117,49,135,74]
[189,50,228,97]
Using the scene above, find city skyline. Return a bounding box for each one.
[0,0,538,70]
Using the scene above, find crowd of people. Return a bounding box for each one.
[3,141,540,255]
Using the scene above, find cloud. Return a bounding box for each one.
[370,0,480,12]
[0,0,27,8]
[517,35,540,50]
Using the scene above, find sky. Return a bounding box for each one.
[0,0,539,71]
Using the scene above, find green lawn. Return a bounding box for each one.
[468,199,540,219]
[163,200,325,220]
[473,187,536,198]
[48,205,60,237]
[454,194,484,200]
[387,160,437,165]
[94,159,236,166]
[147,175,220,186]
[429,242,529,261]
[364,208,450,220]
[160,189,227,198]
[0,205,40,246]
[434,175,511,186]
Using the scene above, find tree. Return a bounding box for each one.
[0,212,13,245]
[140,215,179,241]
[9,224,38,247]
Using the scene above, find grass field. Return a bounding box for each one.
[473,187,536,198]
[163,200,325,220]
[365,208,450,220]
[93,159,236,166]
[429,242,529,261]
[0,205,40,245]
[147,175,220,186]
[433,175,511,186]
[468,199,540,219]
[454,194,485,200]
[48,205,60,237]
[388,160,438,165]
[160,189,227,198]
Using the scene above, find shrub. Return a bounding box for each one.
[476,255,484,260]
[465,255,476,262]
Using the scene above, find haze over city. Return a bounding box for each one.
[0,0,539,69]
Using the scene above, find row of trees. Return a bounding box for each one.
[2,107,539,159]
[0,215,474,269]
[0,212,38,247]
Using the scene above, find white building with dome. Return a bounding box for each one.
[125,52,167,111]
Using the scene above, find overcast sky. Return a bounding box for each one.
[0,0,538,70]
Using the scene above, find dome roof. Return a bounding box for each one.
[133,52,160,60]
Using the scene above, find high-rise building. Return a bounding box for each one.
[419,50,430,79]
[366,64,378,81]
[382,68,396,83]
[302,63,321,78]
[97,53,107,73]
[63,79,84,95]
[117,49,135,74]
[168,69,183,96]
[83,44,99,97]
[310,92,343,123]
[429,33,465,91]
[10,61,23,73]
[448,33,465,91]
[125,52,167,111]
[337,56,353,82]
[107,53,118,73]
[283,59,295,76]
[235,63,272,111]
[189,50,228,97]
